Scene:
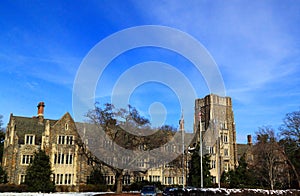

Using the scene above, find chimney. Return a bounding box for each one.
[247,135,252,145]
[37,102,45,122]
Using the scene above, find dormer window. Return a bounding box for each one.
[25,134,35,145]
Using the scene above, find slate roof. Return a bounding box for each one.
[13,115,57,145]
[237,143,251,159]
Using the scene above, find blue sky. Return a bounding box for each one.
[0,0,300,143]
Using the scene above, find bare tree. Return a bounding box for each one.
[79,103,179,193]
[279,110,300,188]
[280,110,300,141]
[252,127,288,190]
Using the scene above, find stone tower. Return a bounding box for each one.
[194,94,238,184]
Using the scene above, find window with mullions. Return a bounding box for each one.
[66,136,73,145]
[56,174,64,185]
[58,135,65,144]
[211,160,216,169]
[22,155,33,165]
[54,173,73,185]
[65,174,72,184]
[104,175,114,185]
[208,146,215,154]
[25,134,35,145]
[65,154,73,164]
[57,135,74,145]
[54,153,65,164]
[136,159,145,168]
[122,175,130,185]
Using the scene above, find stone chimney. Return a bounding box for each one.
[37,102,45,122]
[247,135,252,145]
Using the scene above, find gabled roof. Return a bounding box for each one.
[237,143,251,159]
[12,115,57,144]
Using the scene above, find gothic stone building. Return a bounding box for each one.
[2,102,185,188]
[194,94,238,184]
[2,102,93,190]
[3,95,239,188]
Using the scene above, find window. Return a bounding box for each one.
[66,136,73,145]
[123,175,130,185]
[65,123,68,130]
[66,154,73,164]
[211,160,216,169]
[55,173,72,185]
[61,154,64,164]
[136,159,144,168]
[122,156,130,165]
[57,135,74,145]
[104,175,114,185]
[103,140,113,150]
[212,176,216,184]
[224,148,229,156]
[69,154,73,164]
[165,177,174,185]
[25,134,34,145]
[165,145,175,152]
[104,157,113,166]
[65,174,72,184]
[19,174,26,184]
[224,163,229,171]
[149,158,158,168]
[165,162,174,168]
[138,144,146,151]
[55,174,61,184]
[22,155,33,164]
[220,122,227,130]
[178,176,183,185]
[136,176,144,182]
[208,146,215,154]
[55,153,65,164]
[223,134,228,143]
[58,135,65,144]
[150,175,160,182]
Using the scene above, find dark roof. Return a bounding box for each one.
[237,143,250,158]
[13,116,57,144]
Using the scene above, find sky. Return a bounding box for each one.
[0,0,299,143]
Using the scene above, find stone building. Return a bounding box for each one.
[3,95,240,189]
[2,102,185,189]
[237,135,253,162]
[194,94,238,184]
[2,102,93,190]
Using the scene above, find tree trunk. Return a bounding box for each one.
[269,167,274,190]
[284,151,300,188]
[115,169,123,194]
[279,148,300,188]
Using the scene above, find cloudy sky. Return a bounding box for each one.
[0,0,299,143]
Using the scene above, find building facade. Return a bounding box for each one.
[3,95,239,189]
[194,94,238,184]
[2,102,93,190]
[2,102,185,189]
